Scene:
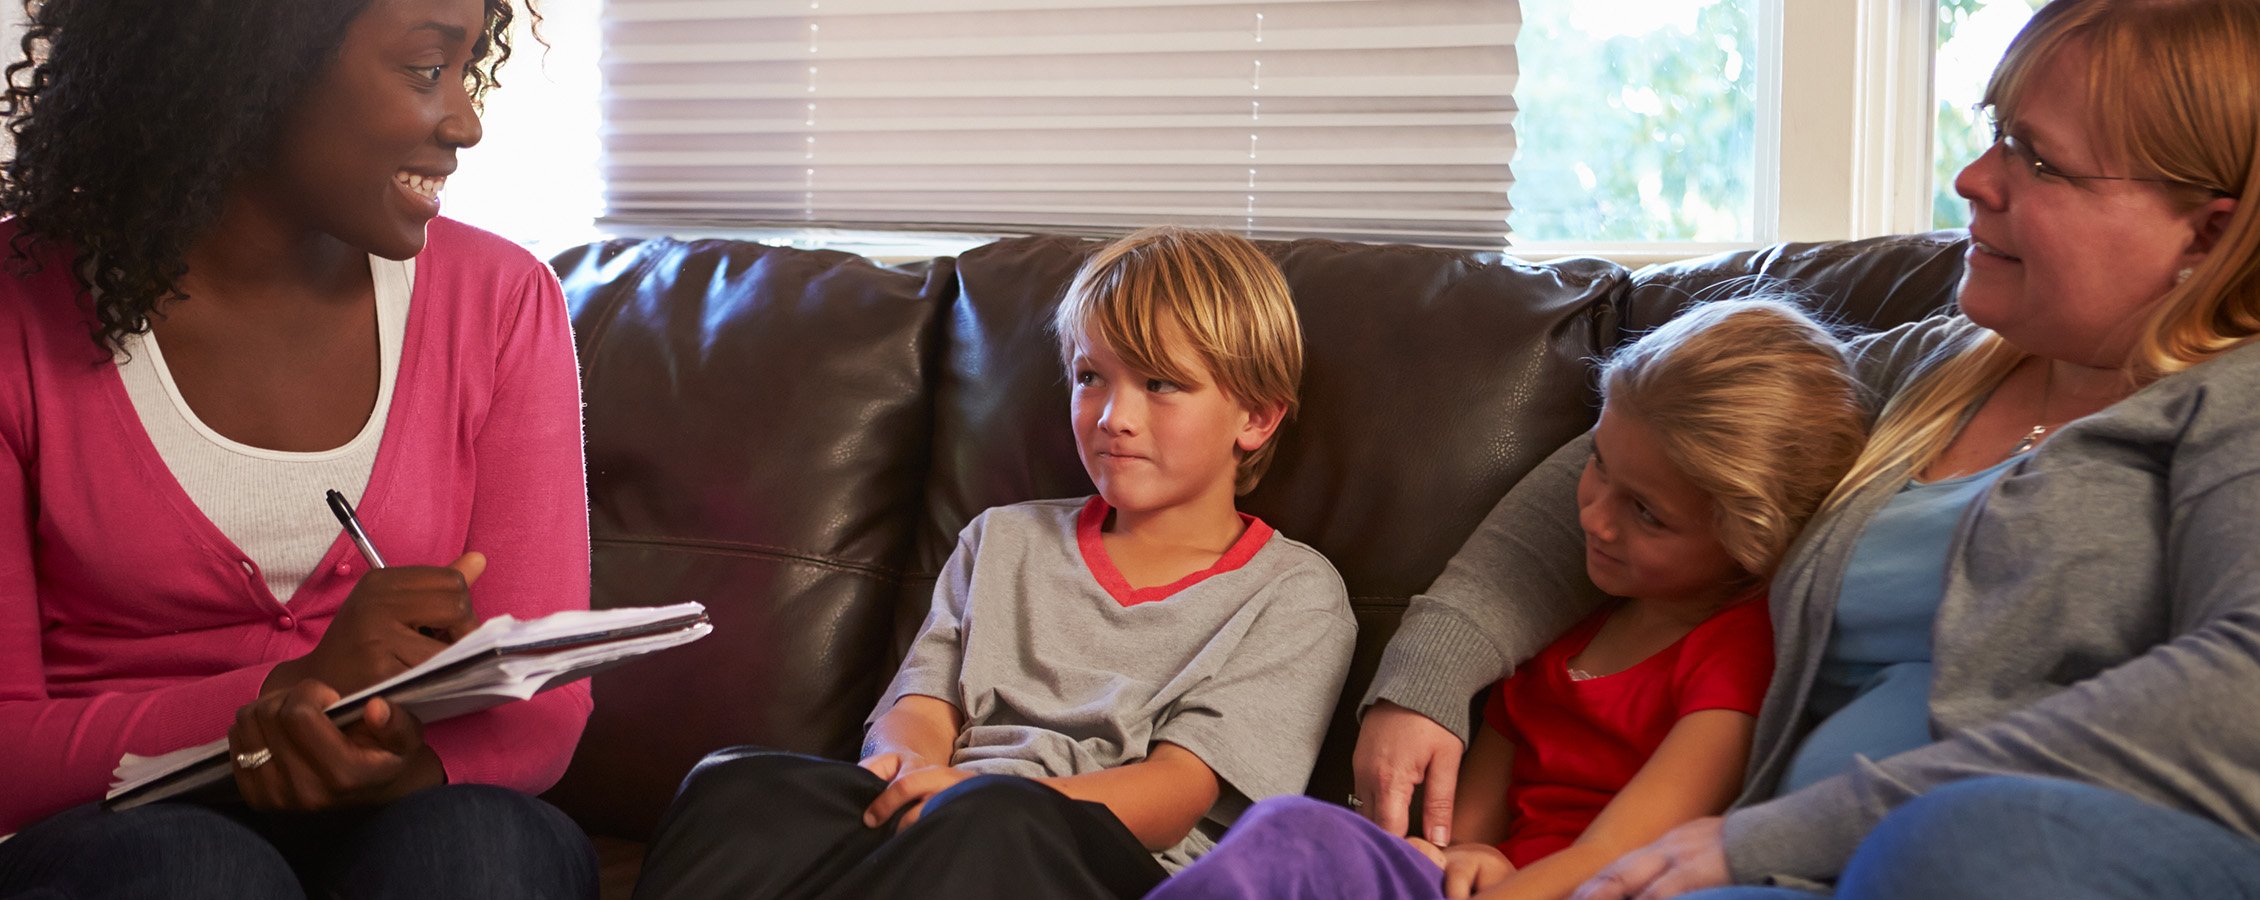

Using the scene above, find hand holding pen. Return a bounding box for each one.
[258,492,486,699]
[226,491,483,812]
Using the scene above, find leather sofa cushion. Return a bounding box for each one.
[1623,231,1970,337]
[546,238,950,839]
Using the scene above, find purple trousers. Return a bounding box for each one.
[1145,795,1448,899]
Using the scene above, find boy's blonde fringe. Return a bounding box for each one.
[1053,226,1304,496]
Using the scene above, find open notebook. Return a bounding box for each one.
[105,602,712,811]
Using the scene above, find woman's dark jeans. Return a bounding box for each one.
[0,784,595,900]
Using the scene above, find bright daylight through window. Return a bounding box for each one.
[1933,0,2040,229]
[1511,0,1758,243]
[430,0,2032,254]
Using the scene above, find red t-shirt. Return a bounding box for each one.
[1482,596,1774,867]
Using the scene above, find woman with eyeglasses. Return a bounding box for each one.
[0,1,597,897]
[1353,1,2260,897]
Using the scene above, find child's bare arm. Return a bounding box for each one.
[1471,709,1755,900]
[862,694,965,771]
[1452,723,1517,847]
[1038,741,1221,852]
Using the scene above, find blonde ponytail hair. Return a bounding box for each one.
[1602,300,1869,578]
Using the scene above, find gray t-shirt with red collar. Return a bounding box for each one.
[871,495,1357,870]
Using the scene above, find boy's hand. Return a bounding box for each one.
[861,760,975,830]
[857,751,917,780]
[1440,842,1513,898]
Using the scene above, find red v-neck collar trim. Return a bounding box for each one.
[1075,495,1275,607]
[1560,588,1769,684]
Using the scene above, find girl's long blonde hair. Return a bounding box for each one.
[1832,0,2260,501]
[1602,299,1869,579]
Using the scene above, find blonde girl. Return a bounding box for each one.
[1149,300,1867,900]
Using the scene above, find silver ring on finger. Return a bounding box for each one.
[233,747,273,770]
[1345,793,1364,810]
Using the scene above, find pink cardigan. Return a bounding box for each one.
[0,218,594,833]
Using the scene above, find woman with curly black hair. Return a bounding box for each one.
[0,0,598,897]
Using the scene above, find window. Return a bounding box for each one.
[448,0,605,258]
[1932,0,2040,230]
[509,0,1984,254]
[1511,0,1759,243]
[593,0,1517,251]
[0,1,1996,257]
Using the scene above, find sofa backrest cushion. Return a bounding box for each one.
[1623,231,1970,339]
[547,238,950,838]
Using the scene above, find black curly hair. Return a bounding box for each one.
[0,0,533,352]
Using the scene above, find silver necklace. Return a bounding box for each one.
[2011,362,2055,455]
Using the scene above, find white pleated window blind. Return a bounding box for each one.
[600,0,1518,250]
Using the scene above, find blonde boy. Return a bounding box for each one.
[629,228,1355,900]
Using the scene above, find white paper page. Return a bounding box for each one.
[109,603,707,798]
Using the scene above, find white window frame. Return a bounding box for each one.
[1515,0,1943,266]
[601,0,1951,265]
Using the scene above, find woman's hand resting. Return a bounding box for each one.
[1570,816,1732,900]
[1354,700,1467,845]
[229,685,445,811]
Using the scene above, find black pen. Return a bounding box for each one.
[329,489,459,641]
[326,489,387,569]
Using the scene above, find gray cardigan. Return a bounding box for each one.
[1366,313,2260,884]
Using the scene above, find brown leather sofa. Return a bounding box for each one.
[540,230,1973,895]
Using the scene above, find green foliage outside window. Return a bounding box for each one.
[1511,1,1756,243]
[1515,0,2042,241]
[1934,0,2045,229]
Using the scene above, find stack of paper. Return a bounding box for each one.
[106,602,712,810]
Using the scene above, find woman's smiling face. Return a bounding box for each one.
[257,0,488,260]
[1952,41,2229,368]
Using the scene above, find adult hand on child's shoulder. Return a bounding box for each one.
[1569,816,1730,900]
[861,761,976,831]
[229,683,444,812]
[1355,700,1466,844]
[1441,842,1513,899]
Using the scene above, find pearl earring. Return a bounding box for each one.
[2177,267,2195,285]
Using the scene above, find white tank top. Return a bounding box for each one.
[114,257,412,603]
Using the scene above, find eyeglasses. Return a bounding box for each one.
[1984,115,2229,195]
[1992,130,2194,187]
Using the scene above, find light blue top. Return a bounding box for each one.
[1780,454,2022,793]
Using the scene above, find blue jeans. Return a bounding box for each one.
[0,785,596,900]
[1689,776,2260,900]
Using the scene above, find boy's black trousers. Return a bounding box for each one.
[631,747,1169,900]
